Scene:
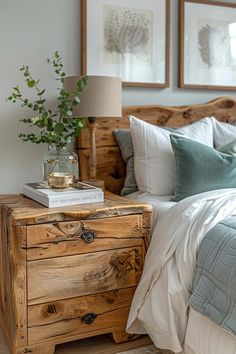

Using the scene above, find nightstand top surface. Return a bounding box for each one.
[0,191,152,226]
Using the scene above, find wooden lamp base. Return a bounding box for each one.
[86,117,106,191]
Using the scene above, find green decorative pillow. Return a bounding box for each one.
[170,135,236,202]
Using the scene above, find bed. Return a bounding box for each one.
[77,97,236,354]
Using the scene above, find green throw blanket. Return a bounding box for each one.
[188,216,236,336]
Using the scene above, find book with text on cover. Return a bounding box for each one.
[23,181,104,208]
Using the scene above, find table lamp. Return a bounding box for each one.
[64,76,122,186]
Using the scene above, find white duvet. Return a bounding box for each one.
[126,189,236,353]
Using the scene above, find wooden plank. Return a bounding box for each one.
[27,215,143,260]
[28,247,143,305]
[29,307,130,345]
[142,211,153,249]
[0,329,155,354]
[10,226,27,348]
[0,201,27,349]
[0,192,151,227]
[78,146,125,193]
[27,238,143,261]
[28,288,135,344]
[77,97,236,194]
[78,97,236,148]
[27,215,142,245]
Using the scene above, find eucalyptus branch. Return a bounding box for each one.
[7,51,88,149]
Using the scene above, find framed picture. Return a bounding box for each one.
[179,0,236,90]
[81,0,170,88]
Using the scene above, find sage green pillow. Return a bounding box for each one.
[170,135,236,202]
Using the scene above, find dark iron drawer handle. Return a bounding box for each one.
[81,230,96,243]
[81,312,97,325]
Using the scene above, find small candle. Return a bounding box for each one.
[47,172,74,189]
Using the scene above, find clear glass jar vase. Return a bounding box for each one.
[43,144,79,181]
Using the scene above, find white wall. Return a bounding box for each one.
[1,0,236,193]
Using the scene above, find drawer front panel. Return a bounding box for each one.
[27,215,142,260]
[28,288,135,344]
[28,246,144,305]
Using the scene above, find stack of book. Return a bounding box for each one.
[23,181,104,208]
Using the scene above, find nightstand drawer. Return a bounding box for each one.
[28,288,135,345]
[27,215,142,260]
[27,246,144,305]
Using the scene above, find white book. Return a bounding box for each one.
[23,181,104,208]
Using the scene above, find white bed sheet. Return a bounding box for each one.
[127,191,175,227]
[127,191,236,354]
[185,308,236,354]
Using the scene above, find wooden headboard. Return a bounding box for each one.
[76,97,236,194]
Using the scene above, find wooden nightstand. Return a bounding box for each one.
[0,192,152,354]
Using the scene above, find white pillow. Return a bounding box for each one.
[130,116,214,196]
[212,118,236,147]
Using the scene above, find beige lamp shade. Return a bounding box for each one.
[64,75,122,118]
[64,75,122,182]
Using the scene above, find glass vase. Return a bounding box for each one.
[43,144,79,181]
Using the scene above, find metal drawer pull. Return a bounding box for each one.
[81,230,96,243]
[81,312,97,325]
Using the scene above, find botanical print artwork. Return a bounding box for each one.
[198,20,232,68]
[103,5,153,64]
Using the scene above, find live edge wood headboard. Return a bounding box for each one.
[76,96,236,195]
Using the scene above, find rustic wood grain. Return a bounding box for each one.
[142,211,153,249]
[0,184,151,353]
[0,202,27,349]
[27,215,142,260]
[0,328,153,354]
[28,247,143,305]
[11,226,28,348]
[111,327,139,344]
[77,97,236,194]
[1,192,151,226]
[78,146,126,193]
[28,288,135,344]
[27,237,143,261]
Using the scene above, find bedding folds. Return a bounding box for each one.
[126,192,175,227]
[188,216,236,336]
[126,189,236,353]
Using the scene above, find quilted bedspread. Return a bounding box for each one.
[188,216,236,336]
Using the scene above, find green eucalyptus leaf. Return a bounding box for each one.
[27,80,35,88]
[66,110,73,117]
[73,96,80,104]
[37,89,45,96]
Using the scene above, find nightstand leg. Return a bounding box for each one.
[14,343,55,354]
[111,328,140,343]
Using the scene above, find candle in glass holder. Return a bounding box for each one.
[47,172,74,189]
